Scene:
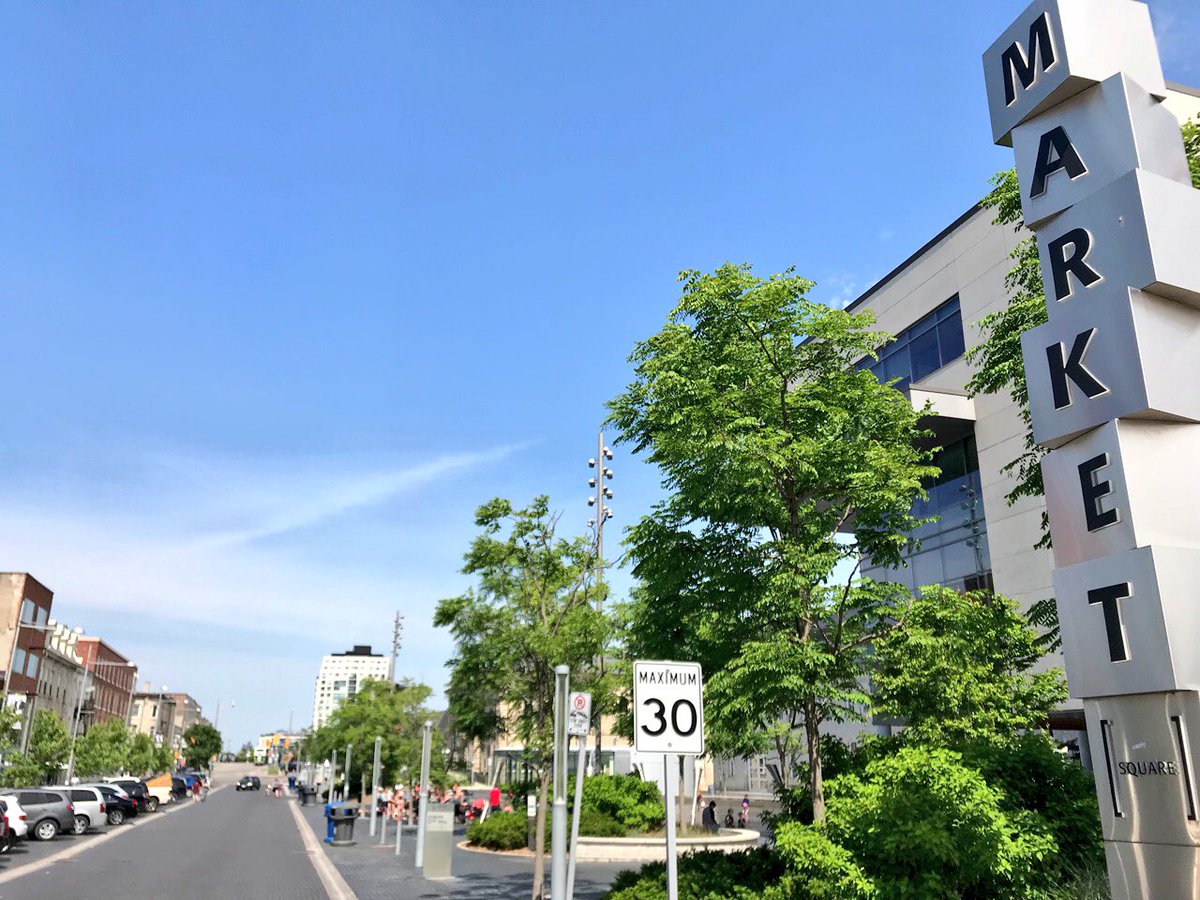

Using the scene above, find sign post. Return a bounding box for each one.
[634,661,704,900]
[982,2,1200,896]
[369,735,382,837]
[550,667,570,900]
[414,720,432,869]
[565,691,591,900]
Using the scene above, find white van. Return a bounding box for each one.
[63,786,106,834]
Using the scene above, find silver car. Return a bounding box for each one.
[63,787,106,834]
[12,789,73,841]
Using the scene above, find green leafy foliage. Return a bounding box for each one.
[872,587,1067,745]
[74,718,131,778]
[794,746,1056,900]
[466,811,528,850]
[579,808,627,837]
[304,679,443,793]
[1185,117,1200,190]
[435,496,609,898]
[182,721,222,769]
[574,774,664,833]
[126,732,158,776]
[609,263,935,819]
[604,848,786,900]
[2,709,72,786]
[773,827,876,899]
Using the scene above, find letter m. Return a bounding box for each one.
[1002,12,1056,105]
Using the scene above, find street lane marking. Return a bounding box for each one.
[287,798,357,900]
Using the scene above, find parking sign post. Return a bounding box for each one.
[634,661,704,900]
[565,691,592,900]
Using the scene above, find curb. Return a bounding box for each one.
[286,797,357,900]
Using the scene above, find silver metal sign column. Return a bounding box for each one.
[414,719,432,868]
[369,735,382,837]
[550,666,570,900]
[983,2,1200,897]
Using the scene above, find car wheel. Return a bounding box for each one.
[107,809,125,826]
[0,832,12,854]
[73,815,89,835]
[146,797,159,813]
[34,819,58,841]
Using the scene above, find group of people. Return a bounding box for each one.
[701,794,750,833]
[375,783,470,824]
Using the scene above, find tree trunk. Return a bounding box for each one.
[531,768,550,900]
[804,701,825,823]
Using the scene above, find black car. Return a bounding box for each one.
[108,779,158,813]
[236,776,261,791]
[93,785,139,826]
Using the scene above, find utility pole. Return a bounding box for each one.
[387,612,404,684]
[586,433,613,773]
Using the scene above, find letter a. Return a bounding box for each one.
[1030,126,1087,198]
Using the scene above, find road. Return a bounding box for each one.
[0,764,328,900]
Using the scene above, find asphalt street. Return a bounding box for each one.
[0,765,327,900]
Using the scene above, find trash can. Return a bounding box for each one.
[300,786,315,807]
[331,804,359,846]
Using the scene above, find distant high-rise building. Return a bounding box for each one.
[311,645,388,730]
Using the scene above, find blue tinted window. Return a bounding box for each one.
[860,295,965,386]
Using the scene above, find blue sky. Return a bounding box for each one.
[2,2,1196,751]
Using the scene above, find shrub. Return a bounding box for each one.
[820,746,1055,899]
[466,811,527,850]
[580,808,627,837]
[604,848,786,900]
[773,826,876,899]
[577,774,664,833]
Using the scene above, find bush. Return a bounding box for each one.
[580,808,627,837]
[577,774,664,833]
[773,826,875,899]
[604,847,785,900]
[466,811,527,850]
[818,746,1055,899]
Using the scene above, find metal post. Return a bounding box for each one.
[415,719,432,868]
[388,613,404,684]
[665,754,679,900]
[379,799,389,845]
[345,744,352,802]
[370,736,382,837]
[331,750,338,802]
[395,798,403,856]
[551,665,569,900]
[565,739,588,900]
[64,663,92,784]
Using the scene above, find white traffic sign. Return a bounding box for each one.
[633,660,704,755]
[567,691,591,737]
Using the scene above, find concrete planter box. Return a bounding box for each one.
[573,829,760,863]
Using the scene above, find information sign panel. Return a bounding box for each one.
[567,691,591,737]
[633,660,704,755]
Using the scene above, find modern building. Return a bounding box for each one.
[254,731,304,765]
[75,637,137,728]
[311,645,389,730]
[128,687,179,747]
[0,574,55,734]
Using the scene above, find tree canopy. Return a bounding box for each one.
[609,263,936,820]
[2,709,72,787]
[74,718,131,778]
[182,721,222,769]
[435,495,607,900]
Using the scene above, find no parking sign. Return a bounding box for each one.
[567,691,591,736]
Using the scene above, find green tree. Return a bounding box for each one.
[235,741,254,763]
[2,709,72,786]
[305,679,442,797]
[154,742,176,774]
[127,732,158,775]
[0,705,23,760]
[435,496,606,900]
[872,587,1067,746]
[74,718,131,778]
[182,722,222,769]
[608,263,935,821]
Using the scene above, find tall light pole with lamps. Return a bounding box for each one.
[586,433,614,774]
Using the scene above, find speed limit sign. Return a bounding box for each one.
[633,660,704,754]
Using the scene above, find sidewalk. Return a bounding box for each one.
[296,800,629,900]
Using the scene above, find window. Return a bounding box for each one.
[12,648,26,678]
[860,296,966,390]
[19,599,35,625]
[34,605,48,626]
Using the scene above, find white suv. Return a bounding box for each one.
[64,787,106,834]
[0,795,29,841]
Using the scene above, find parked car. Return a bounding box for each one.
[63,786,106,834]
[88,784,138,826]
[108,778,158,813]
[0,802,12,855]
[13,789,74,841]
[0,794,30,841]
[236,776,261,791]
[170,776,189,801]
[144,773,181,806]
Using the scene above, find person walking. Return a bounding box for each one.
[701,801,719,833]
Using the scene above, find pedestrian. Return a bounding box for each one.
[701,801,718,833]
[737,806,748,829]
[724,809,735,828]
[488,785,501,813]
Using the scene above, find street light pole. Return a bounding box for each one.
[387,613,404,684]
[65,658,137,784]
[586,434,613,773]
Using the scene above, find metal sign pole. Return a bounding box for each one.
[665,754,678,900]
[379,803,388,845]
[565,738,588,900]
[370,736,382,837]
[550,666,570,900]
[344,744,352,802]
[415,720,432,868]
[330,751,338,802]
